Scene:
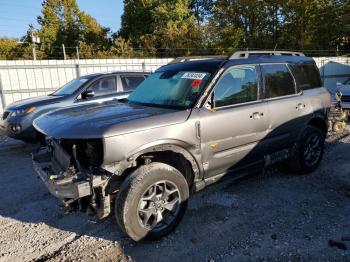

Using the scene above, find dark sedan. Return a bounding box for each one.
[0,71,149,143]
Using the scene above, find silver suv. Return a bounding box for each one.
[32,51,331,241]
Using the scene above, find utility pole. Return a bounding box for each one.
[62,44,67,60]
[76,46,80,60]
[30,30,40,61]
[336,37,340,57]
[32,44,37,61]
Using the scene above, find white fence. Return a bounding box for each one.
[1,56,350,113]
[0,58,172,113]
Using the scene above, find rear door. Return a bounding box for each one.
[199,64,270,178]
[262,63,311,153]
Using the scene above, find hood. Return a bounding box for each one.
[33,102,191,139]
[6,95,65,111]
[335,84,350,95]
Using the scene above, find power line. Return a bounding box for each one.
[0,2,42,10]
[0,17,36,23]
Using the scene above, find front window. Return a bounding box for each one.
[86,77,117,97]
[214,65,258,107]
[52,77,90,96]
[128,70,211,109]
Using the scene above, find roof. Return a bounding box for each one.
[161,54,315,73]
[157,59,226,74]
[224,55,315,67]
[80,71,150,79]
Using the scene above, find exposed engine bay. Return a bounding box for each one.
[32,137,118,219]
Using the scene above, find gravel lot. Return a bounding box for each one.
[0,132,350,262]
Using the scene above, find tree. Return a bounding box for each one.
[36,0,110,58]
[119,0,202,56]
[191,0,214,25]
[119,0,155,47]
[110,37,134,57]
[79,12,111,52]
[0,38,19,60]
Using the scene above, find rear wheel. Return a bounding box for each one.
[288,125,325,174]
[115,162,189,241]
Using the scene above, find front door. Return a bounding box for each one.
[77,76,119,105]
[199,64,270,178]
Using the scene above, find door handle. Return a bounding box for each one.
[296,103,306,110]
[250,112,264,120]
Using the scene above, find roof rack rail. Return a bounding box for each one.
[170,55,227,64]
[229,50,305,59]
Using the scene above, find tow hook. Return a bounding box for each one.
[59,199,78,214]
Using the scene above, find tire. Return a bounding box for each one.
[115,162,189,241]
[288,125,325,174]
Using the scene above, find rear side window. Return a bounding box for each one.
[121,76,146,92]
[214,65,258,107]
[291,63,322,90]
[262,64,296,98]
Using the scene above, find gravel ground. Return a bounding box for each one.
[0,132,350,262]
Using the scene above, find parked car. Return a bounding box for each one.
[32,51,330,241]
[0,71,149,143]
[333,78,350,113]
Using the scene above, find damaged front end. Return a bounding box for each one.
[32,137,116,219]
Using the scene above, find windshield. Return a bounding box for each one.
[52,77,90,96]
[128,70,211,109]
[344,78,350,85]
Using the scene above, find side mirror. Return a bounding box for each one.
[205,92,216,111]
[336,82,342,86]
[211,92,216,109]
[81,90,95,99]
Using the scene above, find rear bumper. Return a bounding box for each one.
[32,149,92,200]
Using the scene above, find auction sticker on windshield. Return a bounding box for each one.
[182,72,207,80]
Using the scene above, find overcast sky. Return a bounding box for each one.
[0,0,124,38]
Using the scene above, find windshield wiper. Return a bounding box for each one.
[128,100,186,110]
[118,98,129,103]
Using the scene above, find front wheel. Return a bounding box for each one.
[115,162,189,241]
[288,125,325,174]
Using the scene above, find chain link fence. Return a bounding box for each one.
[314,56,350,93]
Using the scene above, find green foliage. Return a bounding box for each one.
[0,38,37,60]
[110,37,135,58]
[2,0,350,60]
[119,0,350,55]
[119,0,202,56]
[36,0,111,58]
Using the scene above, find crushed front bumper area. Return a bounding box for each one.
[32,148,92,200]
[32,143,113,219]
